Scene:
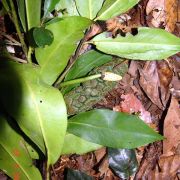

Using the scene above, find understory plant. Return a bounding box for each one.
[0,0,180,179]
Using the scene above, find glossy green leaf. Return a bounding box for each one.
[0,60,67,165]
[96,0,139,20]
[55,0,79,17]
[62,50,113,94]
[1,0,10,12]
[67,109,164,149]
[35,16,92,85]
[108,148,138,179]
[24,141,39,159]
[90,27,180,60]
[16,0,26,31]
[0,113,42,180]
[66,168,93,180]
[25,0,41,30]
[44,0,59,17]
[75,0,104,19]
[61,133,102,155]
[33,27,54,47]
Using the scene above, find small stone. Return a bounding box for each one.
[85,88,92,95]
[91,89,99,96]
[78,96,86,103]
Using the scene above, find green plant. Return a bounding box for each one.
[0,0,180,179]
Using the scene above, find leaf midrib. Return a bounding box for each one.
[89,0,92,19]
[0,143,31,179]
[24,79,47,153]
[68,122,157,138]
[93,41,180,47]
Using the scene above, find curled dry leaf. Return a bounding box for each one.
[163,97,180,156]
[139,61,173,110]
[94,148,106,164]
[146,0,165,27]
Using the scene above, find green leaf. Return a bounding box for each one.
[33,27,54,47]
[108,148,138,179]
[96,0,139,20]
[67,109,164,149]
[0,113,42,180]
[66,168,93,180]
[35,16,92,85]
[61,133,102,155]
[25,0,41,30]
[16,0,26,31]
[55,0,79,17]
[1,0,10,12]
[0,60,67,165]
[90,27,180,60]
[62,50,113,94]
[24,142,39,159]
[75,0,104,19]
[44,0,60,17]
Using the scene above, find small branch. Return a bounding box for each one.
[9,0,28,60]
[2,54,27,63]
[58,74,101,88]
[2,32,21,46]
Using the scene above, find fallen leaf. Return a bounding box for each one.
[163,97,180,156]
[148,155,180,179]
[113,93,152,123]
[94,148,106,164]
[165,0,178,32]
[139,61,172,110]
[146,0,165,27]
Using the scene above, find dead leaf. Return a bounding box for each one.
[165,0,178,32]
[139,61,172,110]
[113,93,152,123]
[148,155,180,180]
[163,97,180,156]
[146,0,165,27]
[94,148,106,164]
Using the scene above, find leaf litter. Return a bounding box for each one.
[51,0,180,179]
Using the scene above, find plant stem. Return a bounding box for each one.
[54,28,91,87]
[58,74,102,88]
[9,0,28,60]
[27,47,33,64]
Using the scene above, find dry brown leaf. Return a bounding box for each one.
[94,148,106,164]
[139,61,172,110]
[165,0,178,32]
[163,97,180,156]
[146,0,165,27]
[148,155,180,180]
[113,93,152,123]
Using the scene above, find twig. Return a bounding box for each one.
[2,54,27,63]
[2,32,21,46]
[9,0,28,60]
[54,28,91,88]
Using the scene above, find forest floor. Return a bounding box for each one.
[0,0,180,179]
[51,0,180,179]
